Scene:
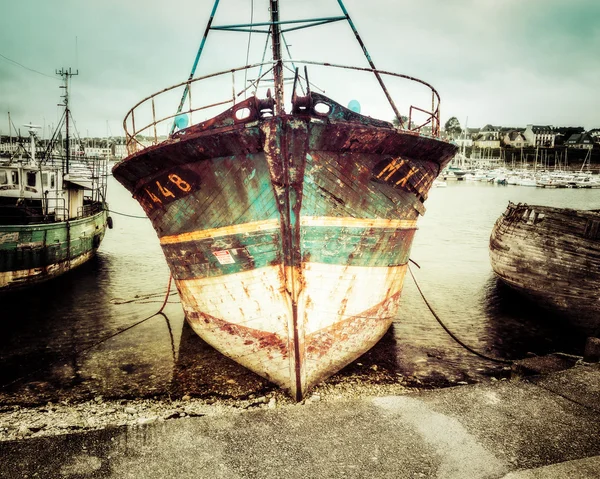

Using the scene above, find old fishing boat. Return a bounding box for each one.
[0,69,109,291]
[113,0,457,400]
[490,202,600,333]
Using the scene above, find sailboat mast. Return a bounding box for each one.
[269,0,284,115]
[336,0,403,127]
[170,0,221,135]
[8,112,11,153]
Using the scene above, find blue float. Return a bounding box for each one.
[348,99,361,113]
[175,114,189,130]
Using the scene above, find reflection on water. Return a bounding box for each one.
[0,179,598,404]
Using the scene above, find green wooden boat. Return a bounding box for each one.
[0,69,110,291]
[113,0,456,400]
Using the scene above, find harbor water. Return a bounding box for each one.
[1,176,599,405]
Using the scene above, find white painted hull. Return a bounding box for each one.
[179,261,406,399]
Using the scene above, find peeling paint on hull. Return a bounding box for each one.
[113,99,456,399]
[0,210,108,291]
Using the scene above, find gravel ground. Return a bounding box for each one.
[0,376,422,442]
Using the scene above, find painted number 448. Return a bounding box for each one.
[146,174,191,204]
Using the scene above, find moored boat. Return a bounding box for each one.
[112,0,457,400]
[0,69,110,291]
[489,202,600,333]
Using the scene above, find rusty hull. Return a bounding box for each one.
[113,93,457,399]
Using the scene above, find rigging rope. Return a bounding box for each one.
[1,274,175,390]
[0,52,59,80]
[408,260,513,365]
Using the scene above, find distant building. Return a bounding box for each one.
[479,124,502,140]
[523,125,557,148]
[588,128,600,140]
[0,135,47,157]
[466,127,480,138]
[502,130,528,148]
[554,127,585,146]
[113,142,127,159]
[565,132,594,149]
[454,137,473,148]
[84,146,111,158]
[473,134,500,149]
[472,124,501,149]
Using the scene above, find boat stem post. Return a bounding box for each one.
[269,0,285,115]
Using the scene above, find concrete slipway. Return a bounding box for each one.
[1,362,600,479]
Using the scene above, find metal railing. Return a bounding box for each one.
[0,196,68,226]
[77,201,104,219]
[123,60,442,156]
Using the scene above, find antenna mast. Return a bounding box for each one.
[56,67,78,174]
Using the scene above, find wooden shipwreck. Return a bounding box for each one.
[490,202,600,333]
[112,0,457,400]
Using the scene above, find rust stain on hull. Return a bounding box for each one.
[113,90,456,400]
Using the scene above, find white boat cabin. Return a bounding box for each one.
[0,162,92,221]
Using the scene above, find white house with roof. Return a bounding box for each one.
[472,124,502,149]
[524,125,557,148]
[503,130,528,148]
[479,124,502,140]
[473,134,500,149]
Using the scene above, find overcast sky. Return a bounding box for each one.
[1,0,599,137]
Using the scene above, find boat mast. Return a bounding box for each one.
[8,112,11,154]
[336,0,403,127]
[269,0,285,115]
[170,0,221,135]
[56,68,78,175]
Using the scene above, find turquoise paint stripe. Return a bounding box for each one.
[163,223,415,280]
[162,229,282,280]
[301,225,415,267]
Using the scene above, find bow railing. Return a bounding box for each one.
[123,60,442,156]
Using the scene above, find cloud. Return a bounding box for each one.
[1,0,598,136]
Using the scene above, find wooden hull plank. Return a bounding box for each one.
[114,108,455,399]
[490,202,600,332]
[0,210,108,291]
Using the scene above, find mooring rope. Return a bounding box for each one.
[106,208,147,219]
[408,260,513,365]
[110,288,179,305]
[1,274,175,390]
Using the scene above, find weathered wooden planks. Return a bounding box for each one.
[113,97,456,399]
[0,210,108,290]
[490,202,600,332]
